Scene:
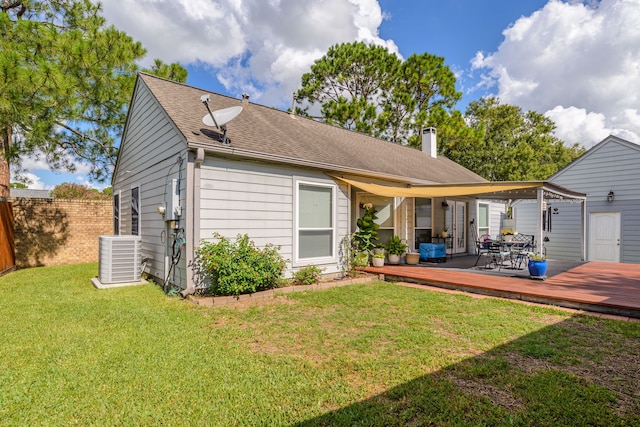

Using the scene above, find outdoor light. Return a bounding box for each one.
[607,191,614,202]
[441,200,449,209]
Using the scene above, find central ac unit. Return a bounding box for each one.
[98,235,142,284]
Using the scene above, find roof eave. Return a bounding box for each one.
[186,141,439,185]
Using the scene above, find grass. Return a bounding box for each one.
[0,263,639,426]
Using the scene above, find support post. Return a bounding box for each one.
[535,188,544,255]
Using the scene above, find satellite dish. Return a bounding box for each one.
[200,94,243,144]
[202,106,243,128]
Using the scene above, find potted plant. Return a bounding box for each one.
[371,252,385,267]
[352,203,379,266]
[405,250,420,265]
[386,235,407,264]
[501,228,516,242]
[528,253,547,279]
[441,227,449,238]
[373,244,386,255]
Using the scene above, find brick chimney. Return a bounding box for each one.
[422,127,437,158]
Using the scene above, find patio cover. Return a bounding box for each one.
[332,175,587,259]
[331,176,586,201]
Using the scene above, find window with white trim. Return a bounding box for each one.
[414,198,432,248]
[113,193,120,235]
[297,182,335,260]
[357,194,394,245]
[478,203,489,237]
[131,187,140,236]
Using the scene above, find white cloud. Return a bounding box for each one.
[472,0,640,148]
[100,0,396,106]
[20,151,97,176]
[11,172,51,190]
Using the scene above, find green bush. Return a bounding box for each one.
[194,233,287,296]
[353,203,379,253]
[386,235,407,255]
[292,265,323,285]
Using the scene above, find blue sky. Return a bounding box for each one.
[19,0,640,189]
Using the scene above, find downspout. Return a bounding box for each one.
[180,147,205,298]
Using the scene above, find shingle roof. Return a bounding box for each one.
[138,73,486,185]
[9,189,51,199]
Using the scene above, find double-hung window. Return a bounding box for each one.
[297,182,335,261]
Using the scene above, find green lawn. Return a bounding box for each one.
[1,263,638,426]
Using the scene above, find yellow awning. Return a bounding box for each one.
[333,176,583,199]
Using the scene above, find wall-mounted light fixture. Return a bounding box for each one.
[441,200,449,210]
[607,191,615,203]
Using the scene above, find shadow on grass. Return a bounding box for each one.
[292,316,640,426]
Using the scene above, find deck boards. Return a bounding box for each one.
[365,260,640,319]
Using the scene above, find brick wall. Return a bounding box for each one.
[11,198,112,267]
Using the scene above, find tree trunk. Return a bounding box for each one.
[0,127,11,200]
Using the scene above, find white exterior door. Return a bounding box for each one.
[445,201,467,255]
[589,212,620,262]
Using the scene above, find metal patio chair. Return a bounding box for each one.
[474,234,493,266]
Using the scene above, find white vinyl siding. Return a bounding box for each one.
[549,137,640,262]
[515,200,583,260]
[199,158,348,274]
[112,80,189,287]
[515,137,640,263]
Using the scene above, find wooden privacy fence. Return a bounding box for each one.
[0,201,16,274]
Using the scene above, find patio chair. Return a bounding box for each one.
[473,234,493,266]
[484,241,512,271]
[510,234,534,269]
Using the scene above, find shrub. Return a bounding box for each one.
[386,235,407,255]
[194,233,287,296]
[51,182,111,200]
[292,265,323,285]
[353,203,379,253]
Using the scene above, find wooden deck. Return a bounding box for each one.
[364,259,640,320]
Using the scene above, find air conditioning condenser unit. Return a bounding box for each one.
[98,235,142,284]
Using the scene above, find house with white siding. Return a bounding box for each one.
[112,73,582,294]
[513,135,640,263]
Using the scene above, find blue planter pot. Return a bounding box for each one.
[528,260,548,278]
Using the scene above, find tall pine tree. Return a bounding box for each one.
[0,0,146,199]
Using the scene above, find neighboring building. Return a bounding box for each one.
[514,135,640,263]
[9,189,51,199]
[112,73,579,293]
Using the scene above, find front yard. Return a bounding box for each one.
[0,263,638,426]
